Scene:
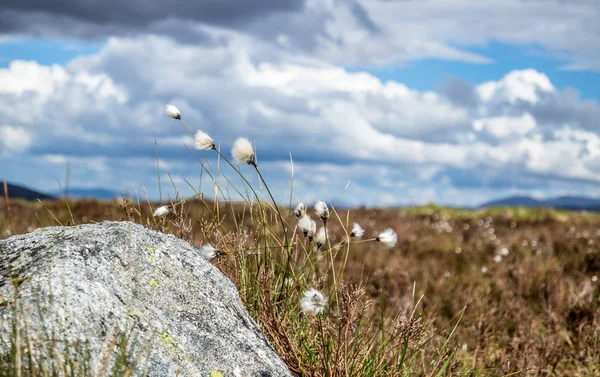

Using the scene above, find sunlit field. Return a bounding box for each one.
[2,197,599,376]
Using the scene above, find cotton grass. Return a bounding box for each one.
[376,228,397,248]
[314,201,329,223]
[231,137,255,165]
[194,130,215,150]
[199,244,225,262]
[153,205,171,218]
[164,104,181,119]
[300,288,328,315]
[350,223,364,238]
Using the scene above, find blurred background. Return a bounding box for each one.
[1,0,599,209]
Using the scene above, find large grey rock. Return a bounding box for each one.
[0,221,292,377]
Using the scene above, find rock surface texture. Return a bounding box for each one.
[0,221,292,376]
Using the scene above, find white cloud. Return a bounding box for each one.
[0,60,127,103]
[0,125,32,153]
[473,113,537,140]
[0,61,69,97]
[477,69,555,105]
[1,34,600,206]
[241,61,382,95]
[355,0,600,70]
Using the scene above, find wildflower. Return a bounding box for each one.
[376,228,397,248]
[297,215,313,237]
[316,227,328,249]
[199,244,225,262]
[499,247,509,256]
[194,130,215,150]
[231,137,255,165]
[153,205,171,218]
[294,202,306,219]
[165,104,181,119]
[493,255,502,263]
[314,201,329,223]
[308,219,317,241]
[481,266,488,274]
[300,288,328,314]
[350,223,364,238]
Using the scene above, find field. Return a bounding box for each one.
[1,198,600,376]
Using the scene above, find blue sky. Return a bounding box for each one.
[1,0,600,207]
[355,42,600,101]
[0,39,103,67]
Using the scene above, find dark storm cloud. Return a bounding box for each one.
[2,0,305,26]
[0,0,305,37]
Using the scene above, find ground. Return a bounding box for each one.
[1,199,599,376]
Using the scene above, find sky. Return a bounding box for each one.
[1,0,600,207]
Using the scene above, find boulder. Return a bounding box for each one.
[0,221,292,376]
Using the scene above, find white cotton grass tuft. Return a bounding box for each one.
[316,227,328,249]
[153,205,171,218]
[294,202,306,219]
[194,130,215,150]
[231,137,255,165]
[297,215,313,238]
[199,244,225,262]
[300,288,328,315]
[376,228,397,248]
[308,219,317,240]
[165,104,181,119]
[350,223,364,238]
[314,201,329,222]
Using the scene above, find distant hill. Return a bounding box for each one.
[0,182,55,201]
[481,195,600,211]
[53,188,123,200]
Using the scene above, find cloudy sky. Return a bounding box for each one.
[1,0,600,207]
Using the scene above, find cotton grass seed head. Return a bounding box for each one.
[376,228,397,248]
[294,202,306,219]
[350,223,364,238]
[308,219,317,241]
[297,215,313,237]
[231,137,255,165]
[300,288,328,315]
[316,227,328,249]
[153,205,171,218]
[314,201,329,222]
[165,104,181,119]
[194,130,215,150]
[199,244,225,262]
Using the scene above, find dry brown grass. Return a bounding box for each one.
[2,199,600,376]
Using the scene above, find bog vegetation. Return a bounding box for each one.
[1,106,599,376]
